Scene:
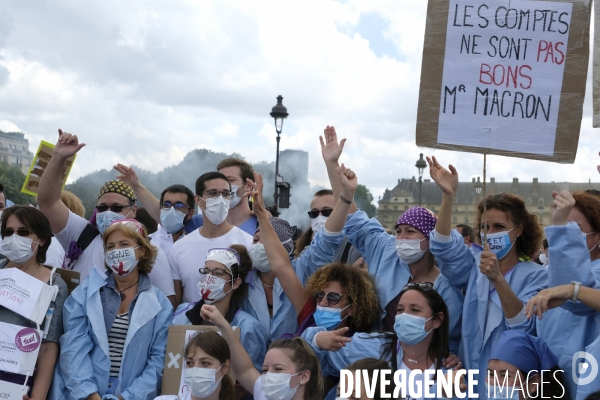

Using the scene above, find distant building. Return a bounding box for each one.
[0,131,34,174]
[279,149,309,186]
[377,177,599,231]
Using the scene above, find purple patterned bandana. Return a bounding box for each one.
[395,206,437,237]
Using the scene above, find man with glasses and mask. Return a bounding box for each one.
[168,171,252,306]
[37,129,176,306]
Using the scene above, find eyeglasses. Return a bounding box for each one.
[160,201,190,211]
[201,190,234,200]
[2,227,34,237]
[96,204,132,213]
[307,209,334,219]
[402,282,434,291]
[314,291,346,305]
[199,267,233,279]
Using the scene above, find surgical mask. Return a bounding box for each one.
[201,196,230,225]
[105,247,139,277]
[2,235,38,264]
[160,207,185,234]
[229,185,242,209]
[583,231,597,253]
[198,274,233,304]
[311,215,328,234]
[485,382,520,400]
[314,305,350,330]
[396,239,427,264]
[250,243,270,272]
[481,227,516,260]
[184,365,224,398]
[261,372,302,400]
[539,253,548,265]
[394,313,434,346]
[97,210,129,235]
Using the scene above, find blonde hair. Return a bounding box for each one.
[61,190,85,217]
[102,223,157,274]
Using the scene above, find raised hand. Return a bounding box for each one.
[479,250,502,282]
[53,129,85,160]
[426,156,458,196]
[200,304,228,328]
[337,163,357,200]
[320,126,346,165]
[315,327,352,351]
[246,172,266,216]
[525,285,572,320]
[114,164,141,189]
[551,190,575,226]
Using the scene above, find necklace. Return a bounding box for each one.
[115,279,139,301]
[406,354,427,365]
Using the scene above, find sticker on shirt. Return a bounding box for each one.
[0,267,54,325]
[0,321,42,374]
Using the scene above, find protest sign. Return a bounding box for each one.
[162,325,239,395]
[0,379,29,400]
[0,268,55,325]
[21,140,76,196]
[416,0,591,163]
[0,321,42,375]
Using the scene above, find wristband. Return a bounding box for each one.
[571,281,582,301]
[339,194,353,204]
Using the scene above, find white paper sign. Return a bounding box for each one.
[438,0,572,155]
[0,268,54,325]
[0,321,42,374]
[0,379,29,400]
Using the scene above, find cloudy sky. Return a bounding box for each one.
[0,0,598,201]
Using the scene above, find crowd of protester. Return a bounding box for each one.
[0,126,599,400]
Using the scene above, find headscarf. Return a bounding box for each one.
[395,206,437,237]
[97,180,137,202]
[256,217,294,255]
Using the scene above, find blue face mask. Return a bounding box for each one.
[485,382,520,400]
[480,227,516,260]
[314,305,350,330]
[160,207,186,234]
[97,211,127,235]
[394,313,433,345]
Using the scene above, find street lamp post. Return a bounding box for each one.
[415,153,427,206]
[270,95,289,208]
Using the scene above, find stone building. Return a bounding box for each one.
[376,177,599,231]
[0,131,34,174]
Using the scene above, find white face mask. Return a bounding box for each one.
[197,273,233,304]
[2,235,38,264]
[97,210,131,236]
[310,215,328,234]
[261,372,302,400]
[228,185,242,209]
[396,238,427,264]
[200,196,230,225]
[184,365,224,398]
[250,243,271,272]
[105,247,140,277]
[539,253,548,265]
[160,207,186,234]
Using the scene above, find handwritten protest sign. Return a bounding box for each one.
[0,268,55,325]
[416,0,590,163]
[21,140,76,196]
[0,379,29,400]
[0,321,42,375]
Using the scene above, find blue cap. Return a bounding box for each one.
[490,330,559,373]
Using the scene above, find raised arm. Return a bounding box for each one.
[427,156,458,237]
[320,126,357,214]
[201,304,261,392]
[527,284,600,319]
[248,172,309,315]
[324,164,357,234]
[114,164,161,222]
[37,129,85,233]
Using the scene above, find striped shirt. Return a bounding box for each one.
[108,312,129,378]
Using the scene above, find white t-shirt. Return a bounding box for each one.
[149,225,177,256]
[169,226,252,304]
[54,211,176,297]
[399,361,436,400]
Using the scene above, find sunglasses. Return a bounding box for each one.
[96,204,132,213]
[2,227,34,237]
[307,209,334,219]
[160,201,190,211]
[314,291,346,305]
[402,282,434,291]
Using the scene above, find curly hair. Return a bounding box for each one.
[102,223,157,274]
[476,193,543,259]
[572,191,600,233]
[305,262,381,332]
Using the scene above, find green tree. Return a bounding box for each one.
[0,161,36,205]
[354,184,377,218]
